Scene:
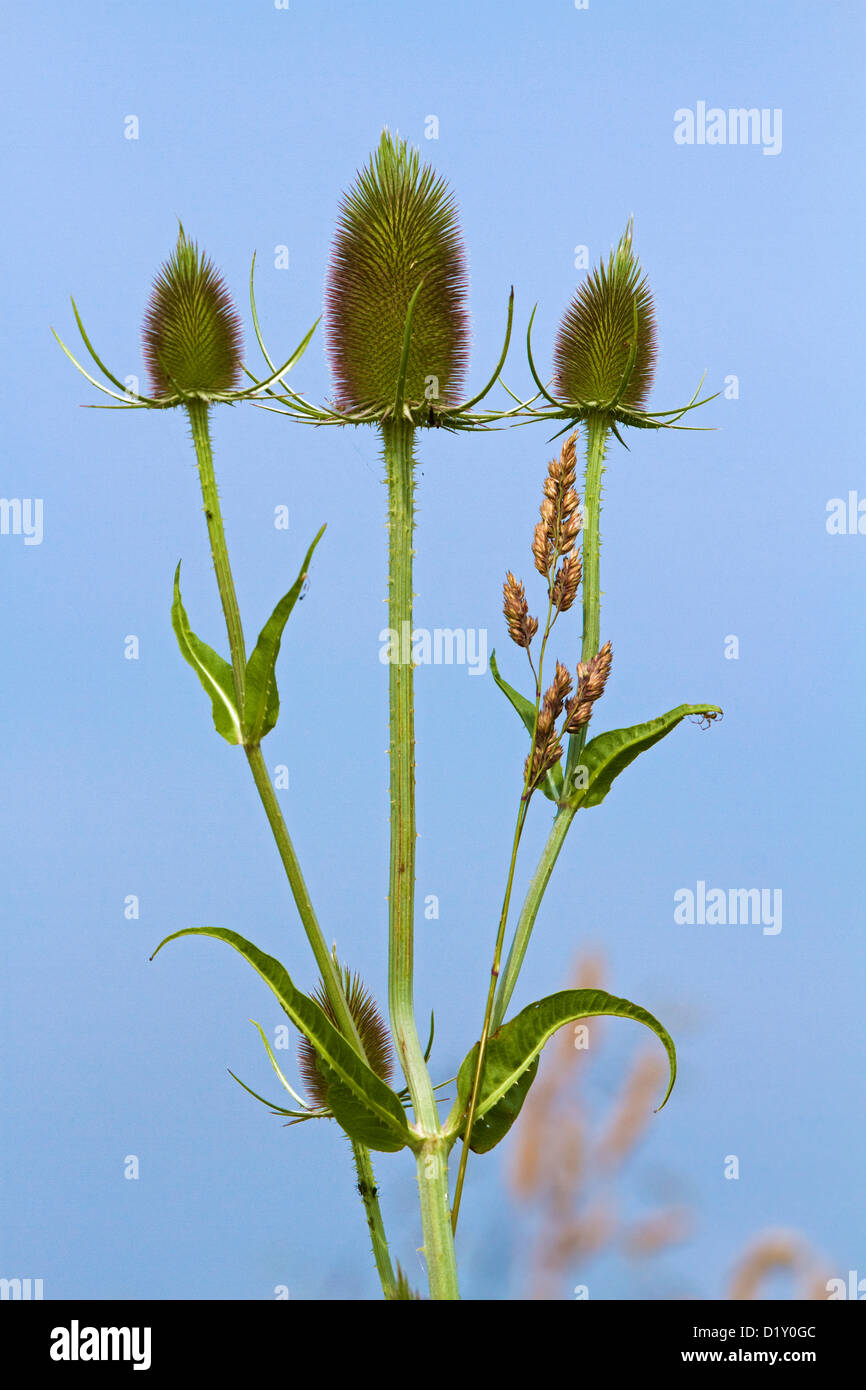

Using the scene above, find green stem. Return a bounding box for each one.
[451,798,529,1229]
[351,1141,397,1299]
[186,399,396,1299]
[492,802,576,1031]
[382,417,459,1300]
[187,400,248,710]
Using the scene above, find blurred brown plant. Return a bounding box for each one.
[507,951,830,1301]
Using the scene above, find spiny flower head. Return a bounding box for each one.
[297,966,394,1111]
[142,225,243,399]
[325,130,470,418]
[553,222,656,411]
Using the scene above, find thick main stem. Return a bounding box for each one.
[382,417,459,1300]
[187,399,396,1298]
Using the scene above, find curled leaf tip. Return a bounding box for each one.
[553,222,657,411]
[142,226,244,399]
[325,131,470,417]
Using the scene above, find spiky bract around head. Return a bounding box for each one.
[553,222,656,412]
[142,226,243,399]
[297,967,394,1111]
[325,131,470,418]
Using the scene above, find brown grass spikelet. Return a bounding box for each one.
[532,432,582,577]
[503,571,538,648]
[564,640,613,731]
[551,551,583,613]
[524,661,572,787]
[297,966,393,1111]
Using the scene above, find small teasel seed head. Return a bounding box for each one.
[325,130,470,417]
[553,222,656,410]
[142,225,243,399]
[297,966,394,1111]
[503,570,538,648]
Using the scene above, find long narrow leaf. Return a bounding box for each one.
[243,527,326,743]
[171,564,242,744]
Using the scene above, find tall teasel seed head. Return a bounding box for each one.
[553,222,656,411]
[142,226,244,399]
[297,967,394,1112]
[564,640,614,731]
[325,130,470,417]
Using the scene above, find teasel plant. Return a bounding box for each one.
[53,223,412,1299]
[55,134,722,1301]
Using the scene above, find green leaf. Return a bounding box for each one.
[171,563,242,744]
[243,526,326,743]
[568,703,722,809]
[150,926,414,1153]
[489,649,563,803]
[452,988,676,1154]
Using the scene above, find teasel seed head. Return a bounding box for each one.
[297,967,394,1111]
[564,640,613,731]
[142,225,243,399]
[553,222,656,411]
[503,570,538,648]
[325,130,470,418]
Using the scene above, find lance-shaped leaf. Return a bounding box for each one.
[171,563,242,744]
[489,650,563,803]
[567,703,722,809]
[450,988,676,1154]
[243,526,325,743]
[150,927,414,1153]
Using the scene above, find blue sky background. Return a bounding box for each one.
[1,0,863,1300]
